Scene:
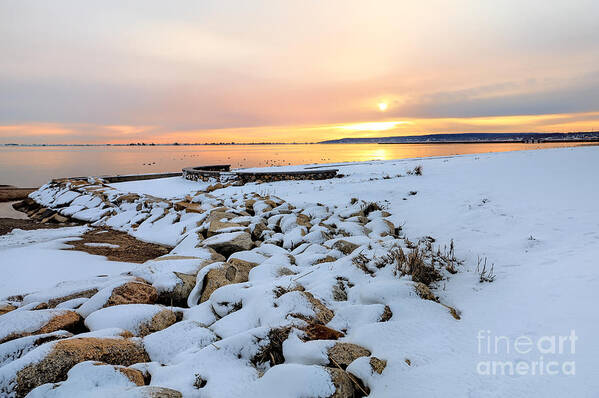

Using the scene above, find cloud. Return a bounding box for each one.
[0,1,598,141]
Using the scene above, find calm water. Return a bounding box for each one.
[0,142,588,187]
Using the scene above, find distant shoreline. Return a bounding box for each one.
[2,139,599,147]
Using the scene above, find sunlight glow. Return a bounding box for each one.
[336,121,411,132]
[378,102,388,111]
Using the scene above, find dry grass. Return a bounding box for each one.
[351,252,375,276]
[476,256,496,283]
[361,201,384,216]
[369,238,463,286]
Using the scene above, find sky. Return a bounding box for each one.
[1,0,599,144]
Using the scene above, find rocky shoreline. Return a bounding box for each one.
[0,176,461,397]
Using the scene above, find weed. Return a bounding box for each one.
[407,165,423,176]
[476,256,496,283]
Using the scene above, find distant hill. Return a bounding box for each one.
[319,131,599,144]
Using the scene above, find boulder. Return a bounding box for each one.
[84,305,177,337]
[76,279,158,318]
[245,199,256,214]
[47,288,99,308]
[207,219,245,237]
[168,272,197,305]
[12,337,150,397]
[250,222,268,240]
[0,303,17,316]
[105,281,158,307]
[0,331,72,367]
[173,201,204,213]
[114,365,145,386]
[201,231,253,257]
[332,240,360,255]
[133,386,183,397]
[199,258,258,302]
[0,309,83,344]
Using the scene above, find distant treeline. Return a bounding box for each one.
[319,131,599,144]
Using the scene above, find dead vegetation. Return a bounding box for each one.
[407,165,423,176]
[476,256,496,283]
[63,228,171,263]
[252,327,291,368]
[353,238,463,287]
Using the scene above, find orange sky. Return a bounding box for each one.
[1,1,598,144]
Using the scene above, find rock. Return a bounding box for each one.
[369,357,387,374]
[114,365,145,386]
[115,193,141,204]
[134,386,183,397]
[174,201,205,213]
[250,222,268,240]
[205,183,225,193]
[202,231,253,257]
[47,288,99,308]
[326,368,356,398]
[52,214,69,223]
[168,272,197,305]
[106,281,158,307]
[0,310,83,344]
[84,305,177,337]
[207,219,245,237]
[327,343,371,368]
[332,240,360,255]
[302,324,344,341]
[138,309,177,337]
[301,291,334,324]
[36,311,83,335]
[245,199,257,214]
[13,337,150,397]
[199,259,258,302]
[0,303,17,316]
[0,331,72,367]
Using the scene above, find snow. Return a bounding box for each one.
[26,361,139,397]
[222,146,599,397]
[84,304,168,335]
[0,228,137,298]
[84,242,120,249]
[0,309,69,342]
[2,146,598,397]
[143,320,217,364]
[201,230,246,246]
[109,176,208,199]
[245,364,334,397]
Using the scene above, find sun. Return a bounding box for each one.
[378,102,388,111]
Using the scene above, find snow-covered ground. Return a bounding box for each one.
[110,146,598,396]
[0,227,138,297]
[1,146,597,397]
[110,177,209,199]
[230,146,599,396]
